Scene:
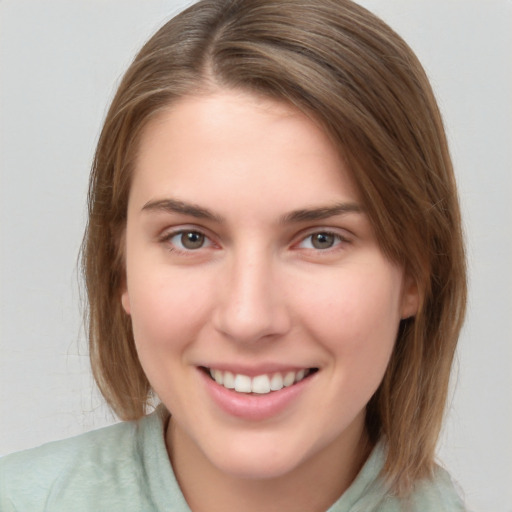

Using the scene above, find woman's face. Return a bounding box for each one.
[121,90,418,482]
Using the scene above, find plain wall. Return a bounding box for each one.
[1,1,511,511]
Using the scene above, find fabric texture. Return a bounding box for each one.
[0,408,466,511]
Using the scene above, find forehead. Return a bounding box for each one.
[130,90,361,217]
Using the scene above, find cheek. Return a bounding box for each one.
[125,267,217,415]
[296,265,403,362]
[126,268,214,357]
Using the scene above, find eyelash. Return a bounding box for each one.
[159,228,350,255]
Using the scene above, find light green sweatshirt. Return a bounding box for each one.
[0,408,466,511]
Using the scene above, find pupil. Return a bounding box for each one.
[312,232,334,249]
[182,231,204,249]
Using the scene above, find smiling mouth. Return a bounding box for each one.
[202,367,318,395]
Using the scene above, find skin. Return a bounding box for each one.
[121,89,419,512]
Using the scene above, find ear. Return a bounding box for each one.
[121,289,131,315]
[117,228,131,315]
[401,275,420,319]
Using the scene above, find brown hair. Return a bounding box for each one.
[82,0,466,495]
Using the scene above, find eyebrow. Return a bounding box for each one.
[141,198,364,224]
[280,202,364,223]
[141,198,225,222]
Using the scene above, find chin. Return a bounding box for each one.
[216,456,301,481]
[203,434,312,481]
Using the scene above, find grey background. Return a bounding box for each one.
[1,1,511,510]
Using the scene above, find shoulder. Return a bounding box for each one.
[368,464,467,512]
[0,410,167,512]
[330,443,468,512]
[406,464,467,512]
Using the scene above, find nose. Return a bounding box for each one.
[212,249,291,344]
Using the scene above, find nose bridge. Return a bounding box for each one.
[214,243,290,343]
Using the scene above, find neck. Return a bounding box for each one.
[166,417,371,512]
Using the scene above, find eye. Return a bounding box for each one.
[167,230,212,251]
[298,231,344,250]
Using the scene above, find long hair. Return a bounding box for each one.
[82,0,466,495]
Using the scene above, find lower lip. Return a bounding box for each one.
[200,370,313,421]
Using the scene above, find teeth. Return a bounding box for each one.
[270,373,283,391]
[223,371,235,389]
[208,368,312,394]
[234,374,252,393]
[283,371,295,387]
[213,369,223,385]
[251,375,271,394]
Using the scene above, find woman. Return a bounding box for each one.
[0,1,467,510]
